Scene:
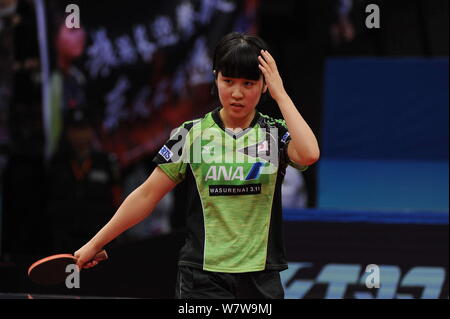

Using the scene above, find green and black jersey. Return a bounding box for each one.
[153,107,307,273]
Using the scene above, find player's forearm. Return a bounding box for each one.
[276,93,320,164]
[87,185,158,250]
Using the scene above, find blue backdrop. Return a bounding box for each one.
[318,58,449,211]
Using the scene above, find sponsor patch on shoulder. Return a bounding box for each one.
[281,132,290,143]
[159,145,173,161]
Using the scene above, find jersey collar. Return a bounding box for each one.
[211,107,261,139]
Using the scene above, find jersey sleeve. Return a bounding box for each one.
[153,123,192,183]
[277,120,308,172]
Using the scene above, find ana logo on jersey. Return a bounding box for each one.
[204,163,264,181]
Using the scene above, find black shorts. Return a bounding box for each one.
[175,266,285,299]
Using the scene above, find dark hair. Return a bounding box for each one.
[213,32,270,81]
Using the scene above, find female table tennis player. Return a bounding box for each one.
[74,32,320,299]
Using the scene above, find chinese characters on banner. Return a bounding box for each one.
[46,0,259,166]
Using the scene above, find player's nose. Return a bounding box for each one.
[231,86,244,99]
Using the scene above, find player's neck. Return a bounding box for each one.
[219,108,256,131]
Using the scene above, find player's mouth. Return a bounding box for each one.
[230,103,244,108]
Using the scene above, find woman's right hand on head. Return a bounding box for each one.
[74,243,102,270]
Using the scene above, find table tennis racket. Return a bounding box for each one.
[28,249,108,285]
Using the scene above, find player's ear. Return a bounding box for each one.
[211,70,218,96]
[260,73,268,93]
[213,70,219,84]
[262,83,268,94]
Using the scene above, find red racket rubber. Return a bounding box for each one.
[28,250,108,285]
